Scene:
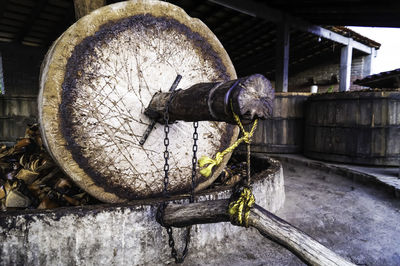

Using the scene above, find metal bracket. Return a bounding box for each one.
[223,79,241,118]
[139,74,182,146]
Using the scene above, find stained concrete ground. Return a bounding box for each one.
[183,159,400,266]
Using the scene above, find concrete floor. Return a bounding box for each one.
[184,160,400,266]
[274,154,400,198]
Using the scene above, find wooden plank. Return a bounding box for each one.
[73,0,106,20]
[339,42,353,91]
[144,74,274,124]
[275,19,290,92]
[15,0,47,43]
[3,12,28,21]
[0,18,25,27]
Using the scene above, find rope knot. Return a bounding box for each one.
[228,186,255,227]
[198,113,258,178]
[198,152,224,178]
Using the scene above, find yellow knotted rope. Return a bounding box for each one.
[228,187,255,227]
[198,112,258,178]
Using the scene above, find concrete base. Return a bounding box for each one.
[273,153,400,198]
[0,157,285,265]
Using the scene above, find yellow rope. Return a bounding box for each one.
[198,111,258,178]
[228,187,255,227]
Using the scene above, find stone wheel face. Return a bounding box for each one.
[39,0,238,203]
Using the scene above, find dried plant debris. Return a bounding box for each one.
[0,125,254,211]
[0,124,98,211]
[212,157,248,187]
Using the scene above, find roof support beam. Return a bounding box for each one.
[339,41,353,91]
[16,0,47,44]
[275,18,290,92]
[209,0,373,54]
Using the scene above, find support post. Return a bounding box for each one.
[362,48,376,77]
[339,40,353,92]
[73,0,106,20]
[275,19,290,92]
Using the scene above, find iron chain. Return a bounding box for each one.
[190,121,198,203]
[158,83,198,264]
[163,104,170,195]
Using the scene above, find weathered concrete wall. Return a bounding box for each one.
[0,157,285,266]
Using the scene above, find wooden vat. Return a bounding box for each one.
[304,90,400,166]
[245,92,310,154]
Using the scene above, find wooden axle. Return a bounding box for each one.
[163,200,355,266]
[144,74,274,124]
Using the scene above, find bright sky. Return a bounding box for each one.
[348,27,400,74]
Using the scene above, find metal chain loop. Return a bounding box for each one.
[190,121,198,203]
[157,76,196,264]
[163,100,171,196]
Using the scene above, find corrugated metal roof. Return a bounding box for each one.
[326,26,381,49]
[354,68,400,88]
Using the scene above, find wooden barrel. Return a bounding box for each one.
[0,96,37,146]
[244,92,310,154]
[38,0,238,203]
[304,90,400,166]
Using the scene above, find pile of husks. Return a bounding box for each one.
[0,124,98,211]
[0,124,248,211]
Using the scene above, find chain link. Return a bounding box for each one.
[158,82,196,264]
[163,102,170,196]
[190,121,198,203]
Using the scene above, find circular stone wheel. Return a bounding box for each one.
[39,0,238,203]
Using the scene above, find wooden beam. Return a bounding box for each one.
[144,74,274,124]
[15,0,47,44]
[209,0,373,54]
[73,0,106,20]
[163,200,355,266]
[300,24,372,54]
[224,23,276,57]
[339,41,353,91]
[275,19,290,92]
[0,0,8,22]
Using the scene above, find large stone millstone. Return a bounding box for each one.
[39,0,238,203]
